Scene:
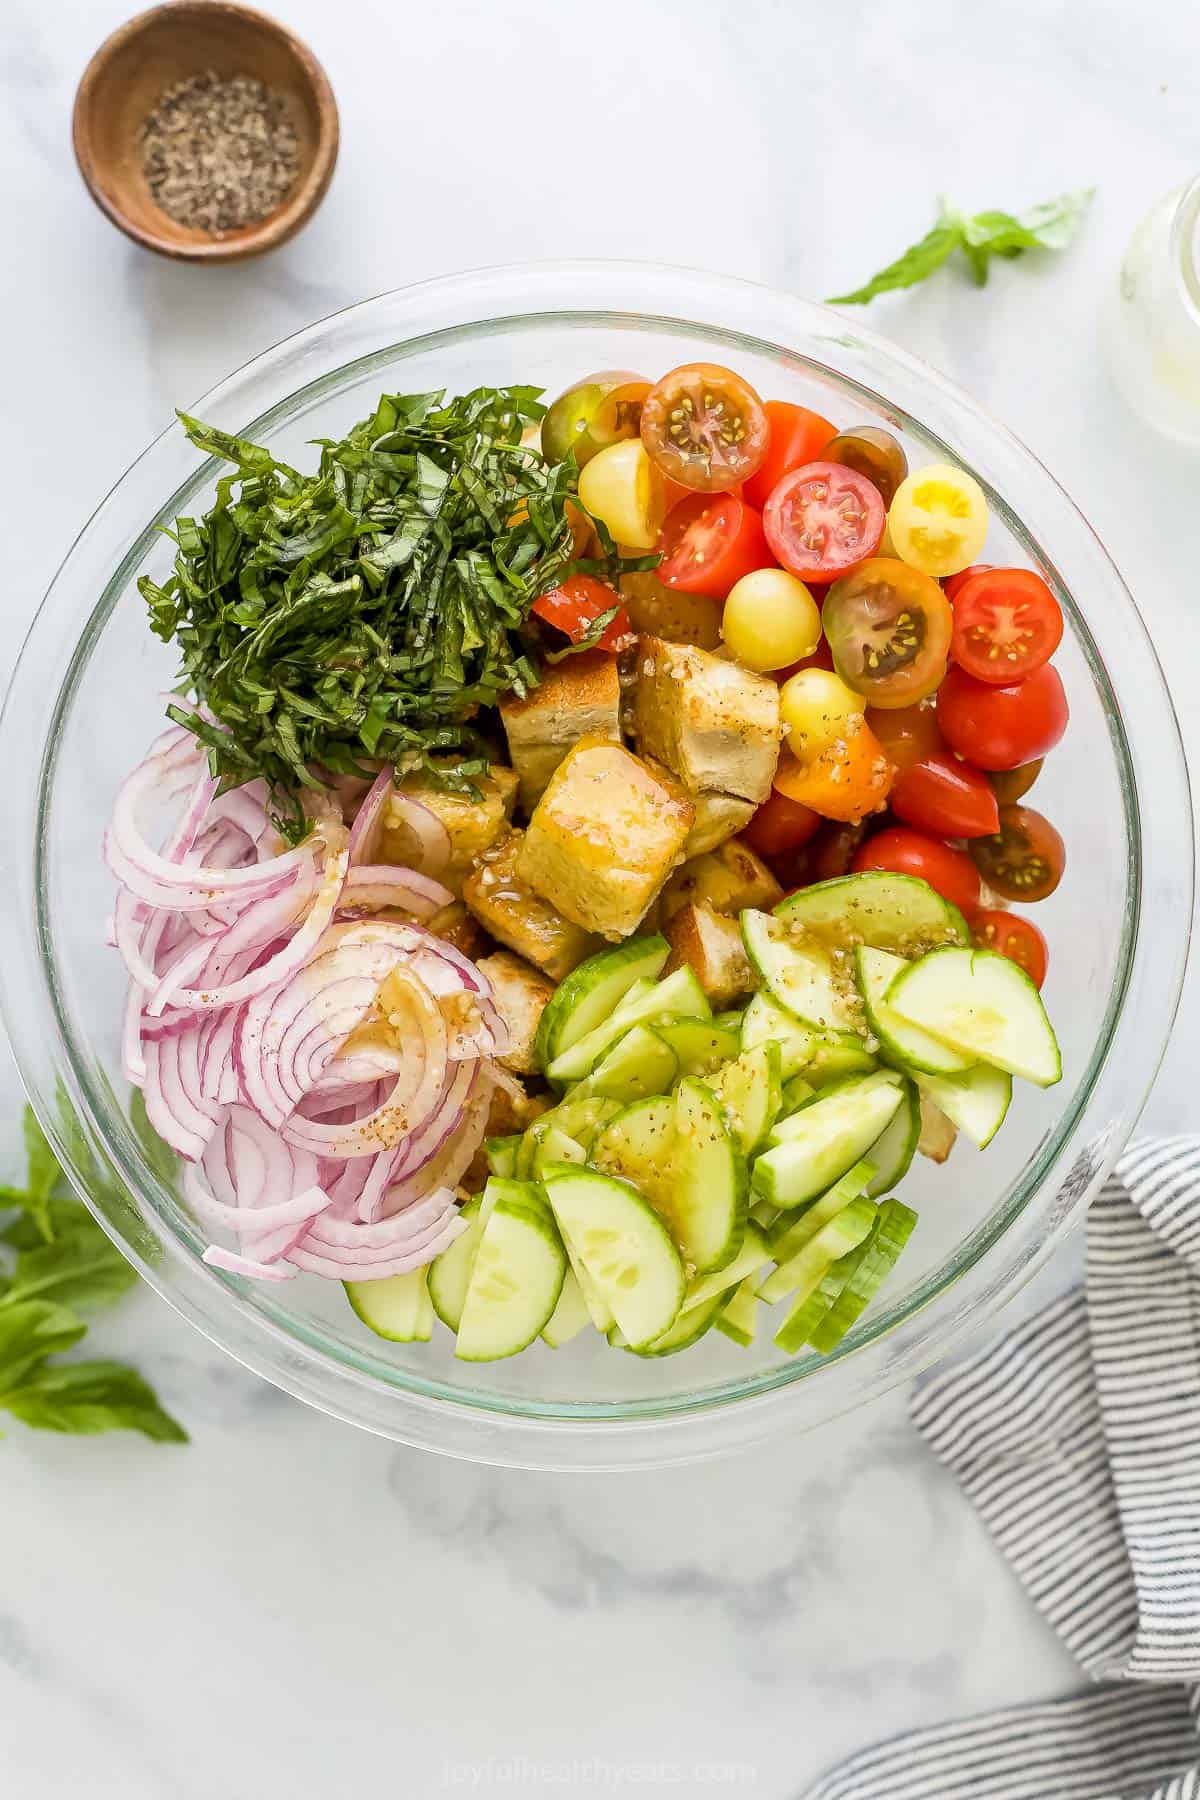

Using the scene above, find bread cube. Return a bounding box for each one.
[380,763,518,894]
[499,653,621,815]
[664,903,754,1008]
[462,831,599,981]
[660,837,783,923]
[632,637,782,804]
[477,952,555,1077]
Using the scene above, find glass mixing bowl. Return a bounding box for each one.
[0,264,1191,1470]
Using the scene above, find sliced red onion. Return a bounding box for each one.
[347,766,395,867]
[382,792,452,879]
[287,1207,467,1280]
[142,1036,218,1161]
[184,1163,329,1238]
[378,1062,490,1215]
[203,1244,297,1282]
[338,863,452,921]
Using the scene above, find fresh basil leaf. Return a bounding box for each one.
[0,1300,87,1391]
[2,1229,137,1313]
[827,219,964,306]
[20,1106,63,1241]
[0,1361,187,1443]
[0,1200,90,1252]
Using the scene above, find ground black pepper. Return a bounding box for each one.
[138,70,300,236]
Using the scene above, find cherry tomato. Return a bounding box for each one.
[773,722,894,824]
[888,464,989,577]
[722,569,821,671]
[742,401,837,511]
[822,427,909,508]
[989,759,1043,805]
[822,557,953,708]
[532,576,634,652]
[970,804,1065,902]
[973,910,1049,989]
[763,463,885,583]
[891,752,999,838]
[937,664,1068,770]
[852,827,982,919]
[807,821,870,882]
[865,701,942,773]
[950,568,1064,684]
[778,668,864,761]
[774,636,835,683]
[658,492,769,600]
[943,563,992,603]
[541,371,651,468]
[578,440,665,551]
[742,789,822,860]
[640,364,769,493]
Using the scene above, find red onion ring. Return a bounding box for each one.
[381,792,452,879]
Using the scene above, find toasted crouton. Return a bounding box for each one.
[462,830,600,981]
[632,637,782,804]
[619,569,723,649]
[427,900,494,961]
[660,837,783,923]
[500,653,622,814]
[477,952,555,1077]
[664,903,754,1008]
[918,1097,958,1164]
[684,791,756,856]
[380,763,518,895]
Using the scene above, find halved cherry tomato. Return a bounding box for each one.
[763,464,885,583]
[891,752,999,838]
[640,364,769,493]
[742,789,822,860]
[773,721,894,824]
[865,701,942,773]
[742,401,837,511]
[658,492,769,600]
[989,758,1043,805]
[970,804,1065,902]
[937,664,1068,770]
[823,557,953,708]
[532,576,634,652]
[950,568,1064,684]
[822,427,909,508]
[943,563,992,603]
[541,371,651,468]
[852,827,982,919]
[973,910,1049,989]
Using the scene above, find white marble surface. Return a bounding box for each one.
[2,0,1199,1793]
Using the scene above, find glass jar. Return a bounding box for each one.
[1104,177,1200,442]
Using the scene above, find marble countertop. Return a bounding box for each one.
[3,0,1199,1793]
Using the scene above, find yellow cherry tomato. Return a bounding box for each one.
[887,463,989,577]
[578,439,666,551]
[721,568,821,672]
[778,667,865,762]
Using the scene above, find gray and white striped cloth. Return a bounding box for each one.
[805,1137,1200,1800]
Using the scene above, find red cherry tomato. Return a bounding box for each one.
[950,568,1064,685]
[891,753,1000,838]
[865,701,942,773]
[970,805,1065,902]
[743,401,837,511]
[778,819,870,893]
[763,463,885,583]
[936,663,1069,771]
[943,563,992,603]
[531,576,633,651]
[974,909,1049,989]
[741,789,821,861]
[640,363,769,492]
[657,492,770,599]
[852,826,982,919]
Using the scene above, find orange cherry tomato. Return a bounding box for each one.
[865,701,943,773]
[974,909,1049,989]
[891,752,1000,838]
[657,492,770,599]
[640,364,769,493]
[743,401,837,511]
[764,464,885,583]
[852,827,982,920]
[742,789,822,860]
[969,804,1065,902]
[531,576,634,652]
[772,721,894,824]
[943,563,992,603]
[937,664,1068,771]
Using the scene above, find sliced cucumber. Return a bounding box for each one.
[672,1079,749,1273]
[772,1265,850,1355]
[428,1195,485,1331]
[591,1095,677,1217]
[753,1071,904,1209]
[767,1196,878,1330]
[654,1017,741,1077]
[531,1124,588,1179]
[808,1198,918,1354]
[679,1223,770,1314]
[535,935,669,1074]
[611,976,658,1021]
[712,1009,745,1032]
[750,1197,781,1232]
[741,909,861,1034]
[775,870,969,953]
[715,1275,759,1346]
[485,1134,522,1179]
[618,1292,726,1357]
[779,1073,815,1114]
[542,1165,685,1348]
[888,946,1061,1087]
[547,966,710,1084]
[541,1266,593,1347]
[345,1267,434,1342]
[855,945,973,1077]
[803,1035,879,1087]
[862,1079,920,1197]
[456,1184,566,1361]
[740,990,822,1078]
[913,1062,1012,1148]
[550,1093,622,1150]
[713,1042,783,1154]
[761,1161,876,1294]
[580,1025,678,1103]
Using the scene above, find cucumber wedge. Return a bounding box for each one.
[485,1135,522,1179]
[740,990,822,1078]
[541,1266,593,1347]
[580,1025,678,1103]
[772,1267,845,1354]
[591,1095,677,1216]
[913,1063,1012,1148]
[804,1035,879,1086]
[713,1042,783,1154]
[530,1124,588,1179]
[808,1198,918,1354]
[765,1195,878,1323]
[547,966,710,1084]
[618,1291,726,1357]
[672,1079,749,1272]
[775,870,969,953]
[888,947,1062,1087]
[855,946,973,1077]
[345,1267,434,1343]
[862,1078,920,1197]
[612,976,658,1020]
[542,1165,685,1348]
[761,1161,876,1295]
[456,1184,566,1362]
[715,1274,759,1346]
[535,935,669,1074]
[679,1223,770,1314]
[428,1195,485,1331]
[779,1073,815,1114]
[741,909,862,1034]
[754,1071,904,1209]
[654,1017,742,1077]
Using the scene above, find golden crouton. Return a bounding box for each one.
[660,837,783,924]
[664,903,755,1008]
[499,654,622,815]
[619,569,723,650]
[462,831,599,981]
[632,637,782,804]
[918,1097,958,1164]
[427,901,493,961]
[684,791,756,856]
[380,763,518,895]
[517,738,694,941]
[477,952,555,1077]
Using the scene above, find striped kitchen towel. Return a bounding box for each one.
[805,1137,1200,1800]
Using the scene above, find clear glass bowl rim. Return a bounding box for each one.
[0,260,1191,1470]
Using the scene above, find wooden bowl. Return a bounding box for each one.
[73,1,338,262]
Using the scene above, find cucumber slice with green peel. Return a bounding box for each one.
[862,1080,920,1196]
[531,1125,588,1179]
[578,1025,678,1103]
[715,1275,759,1346]
[774,870,970,953]
[611,976,658,1020]
[547,966,711,1084]
[713,1042,783,1155]
[740,991,822,1078]
[541,1266,593,1347]
[761,1161,876,1293]
[616,1291,727,1356]
[764,1195,878,1320]
[536,935,669,1075]
[741,910,862,1035]
[713,1009,745,1032]
[671,1079,749,1273]
[750,1197,781,1232]
[428,1196,484,1331]
[550,1094,623,1148]
[485,1135,522,1179]
[855,946,973,1077]
[753,1071,904,1209]
[913,1063,1012,1148]
[803,1036,879,1086]
[779,1073,815,1115]
[591,1095,677,1212]
[542,1165,686,1348]
[345,1267,434,1343]
[772,1267,846,1354]
[678,1224,770,1315]
[455,1185,567,1362]
[808,1198,918,1354]
[654,1017,742,1077]
[888,947,1062,1087]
